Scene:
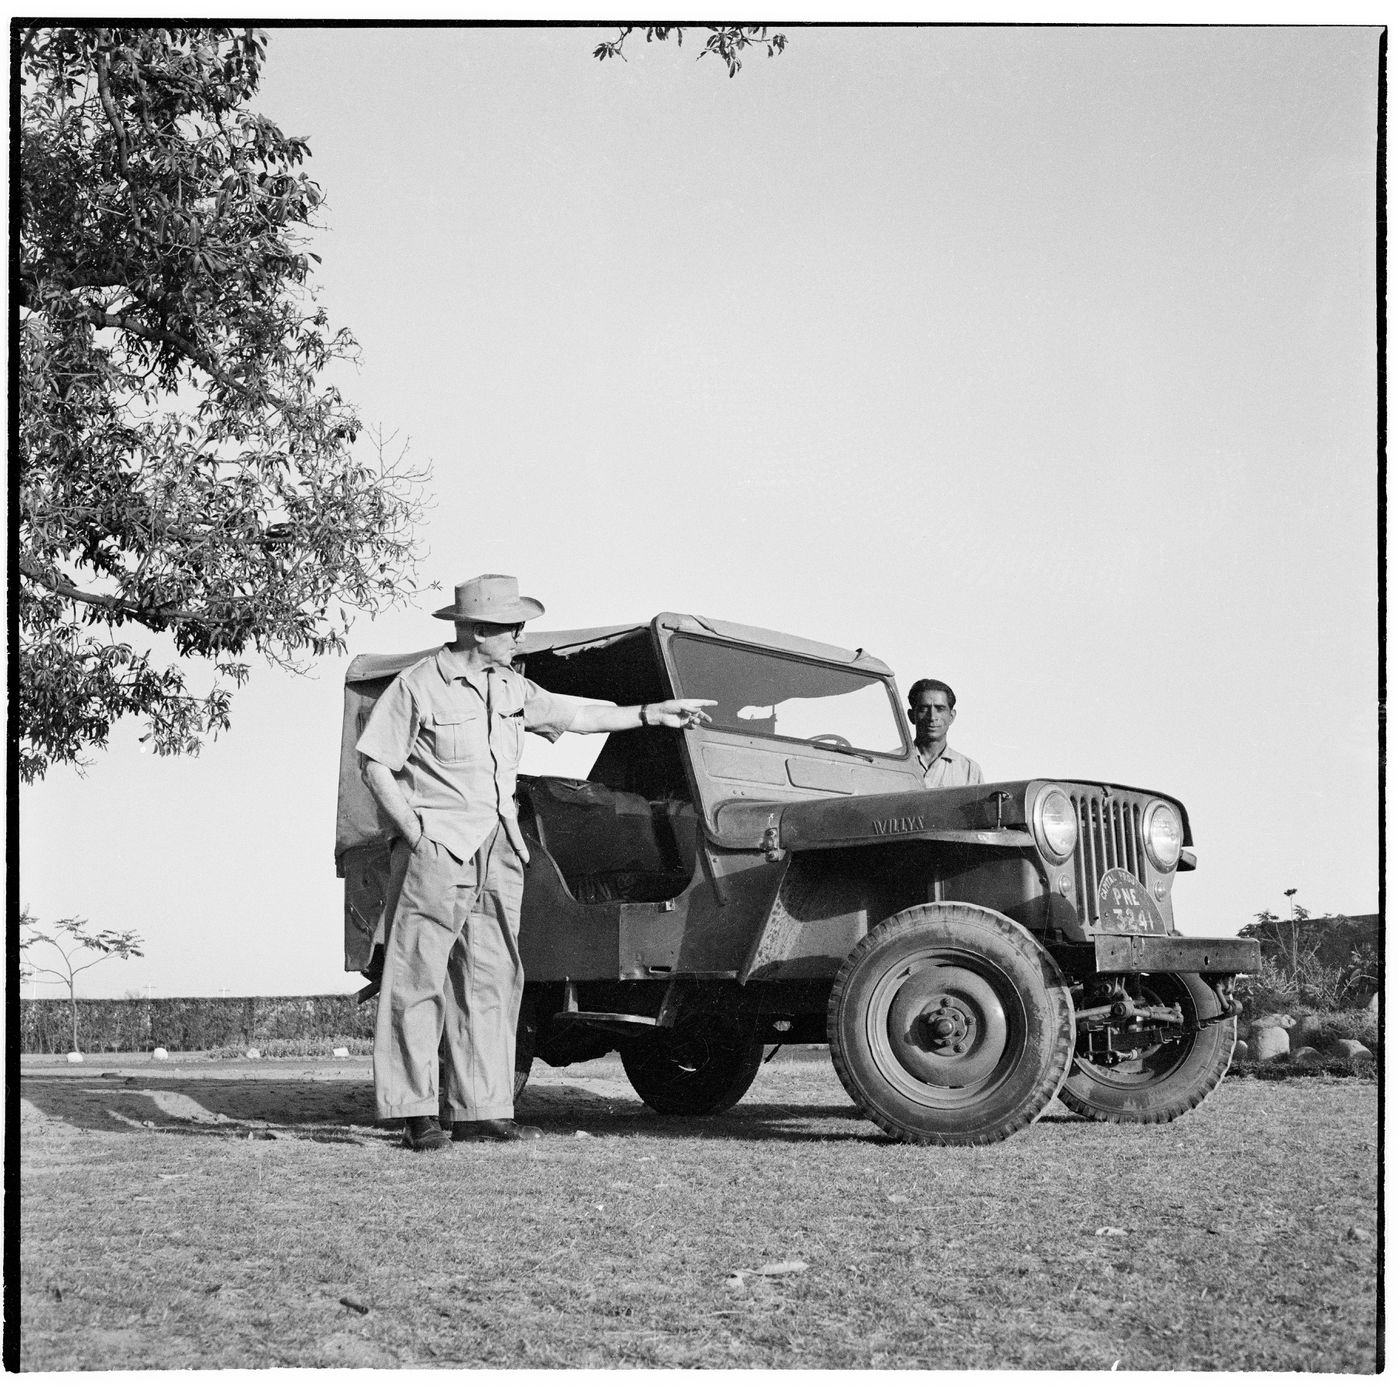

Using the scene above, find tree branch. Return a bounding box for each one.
[20,556,221,626]
[20,965,72,985]
[92,39,130,177]
[19,264,138,307]
[83,306,294,413]
[70,956,120,975]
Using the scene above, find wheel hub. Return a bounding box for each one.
[886,965,1009,1086]
[925,997,971,1049]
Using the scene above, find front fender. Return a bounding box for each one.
[737,855,870,985]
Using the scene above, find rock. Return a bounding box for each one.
[1291,1045,1324,1066]
[1330,1038,1373,1062]
[1232,1040,1250,1063]
[1287,1014,1322,1047]
[152,1046,170,1061]
[1253,1013,1297,1032]
[1251,1025,1291,1062]
[245,1048,261,1059]
[1248,1024,1288,1069]
[65,1051,83,1064]
[1346,1225,1374,1243]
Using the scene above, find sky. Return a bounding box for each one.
[17,23,1381,1000]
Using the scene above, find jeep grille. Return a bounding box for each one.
[1071,792,1145,929]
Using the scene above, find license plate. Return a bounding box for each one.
[1097,868,1165,934]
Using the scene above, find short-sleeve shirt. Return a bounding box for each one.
[919,745,984,789]
[355,647,574,860]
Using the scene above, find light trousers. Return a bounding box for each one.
[373,825,526,1121]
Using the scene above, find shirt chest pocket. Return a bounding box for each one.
[426,710,482,766]
[494,704,525,761]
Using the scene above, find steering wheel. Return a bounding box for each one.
[809,733,853,748]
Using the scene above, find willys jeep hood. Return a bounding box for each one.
[711,779,1191,854]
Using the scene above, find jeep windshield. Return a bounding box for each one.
[668,634,908,757]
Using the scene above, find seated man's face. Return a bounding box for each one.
[909,691,955,746]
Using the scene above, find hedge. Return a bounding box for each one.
[18,994,377,1054]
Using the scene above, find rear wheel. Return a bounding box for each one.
[1060,971,1234,1123]
[828,904,1074,1146]
[620,1012,765,1115]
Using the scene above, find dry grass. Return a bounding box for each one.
[18,1051,1378,1371]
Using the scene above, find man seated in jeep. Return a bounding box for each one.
[355,573,714,1153]
[908,678,983,787]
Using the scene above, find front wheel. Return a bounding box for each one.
[828,904,1074,1146]
[1059,971,1234,1123]
[620,1013,765,1115]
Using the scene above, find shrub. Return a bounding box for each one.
[18,995,376,1053]
[1237,958,1303,1021]
[1240,910,1378,1016]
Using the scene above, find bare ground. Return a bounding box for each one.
[17,1051,1380,1371]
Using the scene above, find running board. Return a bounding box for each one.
[551,978,674,1033]
[551,1010,660,1031]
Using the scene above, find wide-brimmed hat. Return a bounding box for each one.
[432,574,545,624]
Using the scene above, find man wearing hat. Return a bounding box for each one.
[356,574,714,1151]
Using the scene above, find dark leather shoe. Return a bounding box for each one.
[403,1116,450,1152]
[451,1119,543,1143]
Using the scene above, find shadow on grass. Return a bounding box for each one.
[27,1066,1329,1150]
[20,1074,378,1143]
[20,1074,883,1147]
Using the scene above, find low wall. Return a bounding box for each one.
[18,994,375,1054]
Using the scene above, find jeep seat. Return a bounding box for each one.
[519,777,696,904]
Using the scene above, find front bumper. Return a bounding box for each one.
[1089,934,1261,975]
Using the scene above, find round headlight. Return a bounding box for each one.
[1144,801,1184,871]
[1033,786,1078,861]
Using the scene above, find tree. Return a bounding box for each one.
[593,25,787,77]
[17,26,428,782]
[19,910,145,1054]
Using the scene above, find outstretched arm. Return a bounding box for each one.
[567,699,715,735]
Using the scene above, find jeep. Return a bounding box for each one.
[336,613,1259,1146]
